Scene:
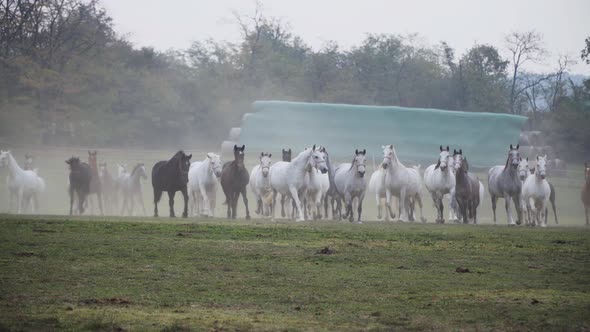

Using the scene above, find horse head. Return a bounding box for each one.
[507,144,520,169]
[452,149,463,172]
[535,155,547,180]
[66,156,81,170]
[233,145,245,165]
[178,151,192,183]
[381,145,395,169]
[282,148,292,162]
[24,154,33,170]
[259,152,272,177]
[352,149,367,177]
[435,145,450,172]
[0,150,10,168]
[207,153,223,178]
[88,150,98,169]
[309,145,328,174]
[135,163,148,180]
[518,157,529,181]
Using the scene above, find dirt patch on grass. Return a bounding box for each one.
[455,267,471,273]
[14,252,35,257]
[317,247,334,255]
[81,298,132,306]
[32,229,56,233]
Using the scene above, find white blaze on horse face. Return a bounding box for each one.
[509,148,520,169]
[452,154,463,171]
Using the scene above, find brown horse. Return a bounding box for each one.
[87,151,104,215]
[220,145,250,219]
[582,162,590,226]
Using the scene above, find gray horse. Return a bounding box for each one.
[333,149,367,223]
[488,144,522,225]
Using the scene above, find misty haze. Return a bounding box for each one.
[1,0,589,330]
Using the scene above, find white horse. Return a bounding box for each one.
[269,146,328,222]
[0,150,45,214]
[381,145,425,222]
[188,153,222,217]
[249,153,273,217]
[333,149,367,223]
[522,156,551,227]
[119,163,147,216]
[189,153,223,217]
[304,163,325,220]
[424,146,455,223]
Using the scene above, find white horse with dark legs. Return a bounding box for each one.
[488,144,523,225]
[381,145,426,222]
[522,156,551,227]
[1,150,45,214]
[120,163,148,216]
[189,153,222,217]
[249,152,272,217]
[424,146,455,223]
[333,149,367,223]
[270,146,328,222]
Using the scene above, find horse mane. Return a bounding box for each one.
[166,150,185,167]
[292,148,311,164]
[390,145,403,167]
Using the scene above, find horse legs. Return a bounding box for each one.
[385,189,393,222]
[550,196,558,225]
[78,191,86,215]
[153,188,162,217]
[513,193,522,226]
[586,207,589,226]
[504,194,514,225]
[357,194,365,223]
[167,190,176,218]
[491,195,498,225]
[288,186,304,222]
[415,193,426,223]
[241,187,250,220]
[181,188,189,218]
[271,190,278,222]
[139,192,146,217]
[399,187,409,222]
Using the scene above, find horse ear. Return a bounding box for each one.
[510,144,513,150]
[355,149,359,155]
[313,144,316,150]
[207,153,212,159]
[536,155,539,160]
[459,149,462,154]
[526,157,528,161]
[440,145,443,152]
[516,144,519,150]
[289,149,291,153]
[187,154,192,160]
[446,146,449,151]
[453,149,457,155]
[363,149,366,155]
[260,152,264,157]
[234,145,238,150]
[65,160,70,165]
[268,153,272,158]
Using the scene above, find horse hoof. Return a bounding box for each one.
[182,213,188,218]
[246,215,251,220]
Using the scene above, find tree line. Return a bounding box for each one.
[1,0,589,159]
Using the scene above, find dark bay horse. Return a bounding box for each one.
[87,150,103,215]
[66,157,91,215]
[582,162,590,226]
[454,152,481,224]
[152,151,192,218]
[221,145,250,219]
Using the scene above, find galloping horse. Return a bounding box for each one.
[488,144,523,225]
[121,163,148,216]
[522,156,551,227]
[189,153,222,217]
[453,152,481,224]
[87,151,103,215]
[250,152,272,217]
[1,150,45,213]
[220,145,250,219]
[424,146,455,223]
[333,149,368,223]
[152,151,192,218]
[66,156,91,215]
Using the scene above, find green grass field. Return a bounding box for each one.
[1,215,589,331]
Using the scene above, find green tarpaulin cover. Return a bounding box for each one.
[238,101,527,167]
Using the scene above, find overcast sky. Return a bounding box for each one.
[101,0,590,75]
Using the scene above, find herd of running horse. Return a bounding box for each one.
[0,145,589,226]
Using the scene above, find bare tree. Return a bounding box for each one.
[505,30,547,113]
